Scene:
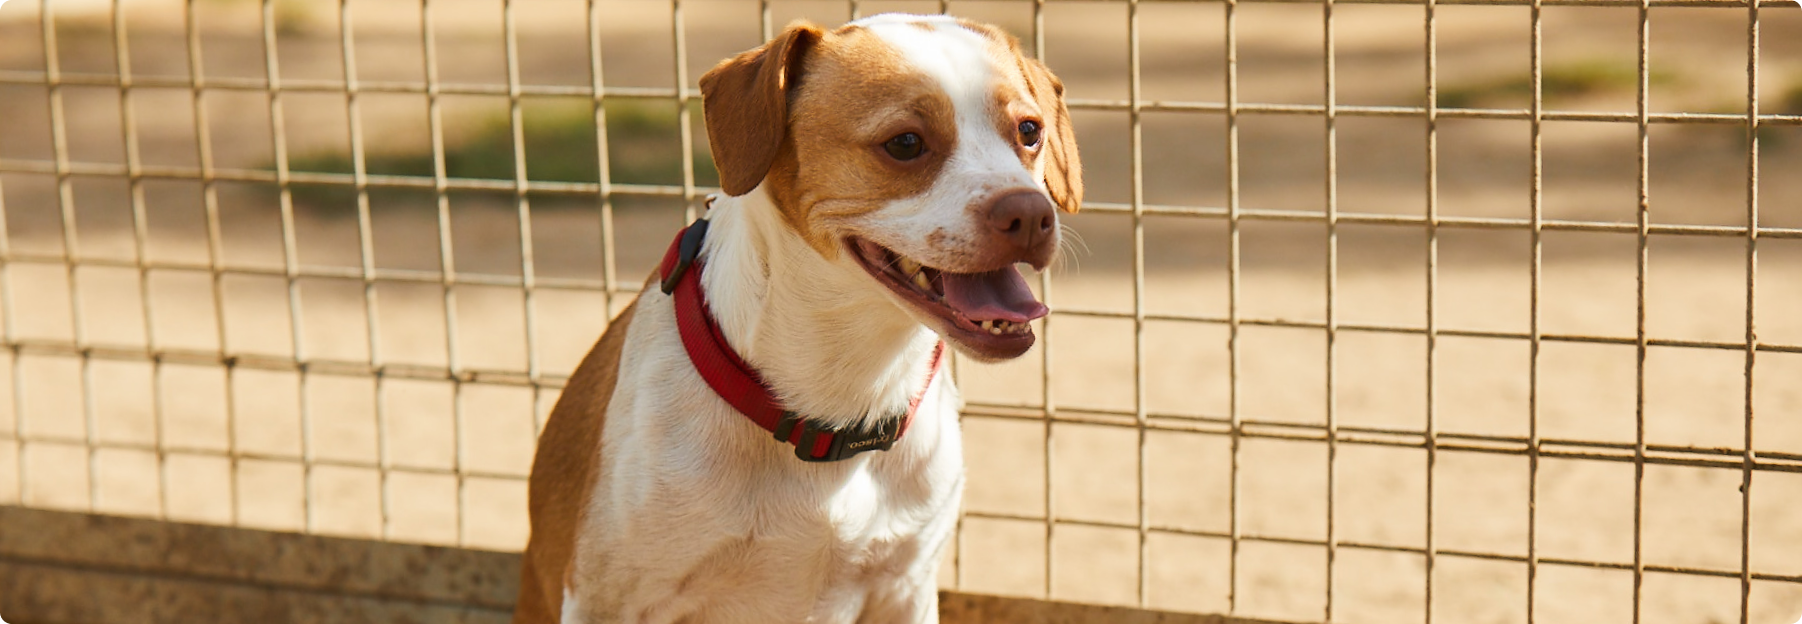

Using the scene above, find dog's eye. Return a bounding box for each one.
[1018,120,1042,148]
[884,133,925,161]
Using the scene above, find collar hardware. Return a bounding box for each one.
[659,218,711,295]
[656,220,944,463]
[775,410,903,463]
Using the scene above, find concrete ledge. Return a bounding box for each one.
[0,506,1289,624]
[939,593,1297,624]
[0,506,515,624]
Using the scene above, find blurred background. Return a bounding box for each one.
[2,0,1802,622]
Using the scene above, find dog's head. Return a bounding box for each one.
[700,14,1083,361]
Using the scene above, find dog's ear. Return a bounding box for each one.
[699,22,824,197]
[1020,57,1084,213]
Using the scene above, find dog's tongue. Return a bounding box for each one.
[940,266,1049,324]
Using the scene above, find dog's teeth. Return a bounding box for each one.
[897,257,921,276]
[912,271,932,292]
[985,320,1025,335]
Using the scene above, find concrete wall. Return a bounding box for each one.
[0,506,1288,624]
[0,506,515,623]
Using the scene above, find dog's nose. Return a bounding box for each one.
[985,190,1056,256]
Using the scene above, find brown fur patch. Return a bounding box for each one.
[771,25,959,254]
[701,22,960,256]
[511,296,640,624]
[1018,55,1084,213]
[957,18,1084,213]
[699,23,825,197]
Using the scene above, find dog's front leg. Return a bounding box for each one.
[854,575,941,624]
[858,501,958,623]
[895,586,944,624]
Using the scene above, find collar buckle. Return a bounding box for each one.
[775,411,903,462]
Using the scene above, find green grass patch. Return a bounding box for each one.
[1438,59,1676,109]
[1759,82,1801,147]
[284,99,718,209]
[1780,79,1802,116]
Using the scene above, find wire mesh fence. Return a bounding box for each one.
[2,0,1801,622]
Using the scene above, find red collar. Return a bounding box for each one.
[656,220,946,462]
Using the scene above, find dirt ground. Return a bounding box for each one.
[3,1,1802,623]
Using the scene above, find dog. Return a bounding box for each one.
[512,13,1081,623]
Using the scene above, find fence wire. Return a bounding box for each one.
[1,0,1800,622]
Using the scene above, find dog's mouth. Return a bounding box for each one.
[846,237,1049,360]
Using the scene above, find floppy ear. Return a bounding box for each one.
[698,22,824,197]
[1020,57,1084,213]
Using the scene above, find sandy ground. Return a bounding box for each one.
[3,1,1802,623]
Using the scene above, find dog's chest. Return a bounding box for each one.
[571,281,964,621]
[619,448,956,620]
[817,466,934,569]
[711,475,922,568]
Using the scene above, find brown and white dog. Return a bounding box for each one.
[513,14,1081,623]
